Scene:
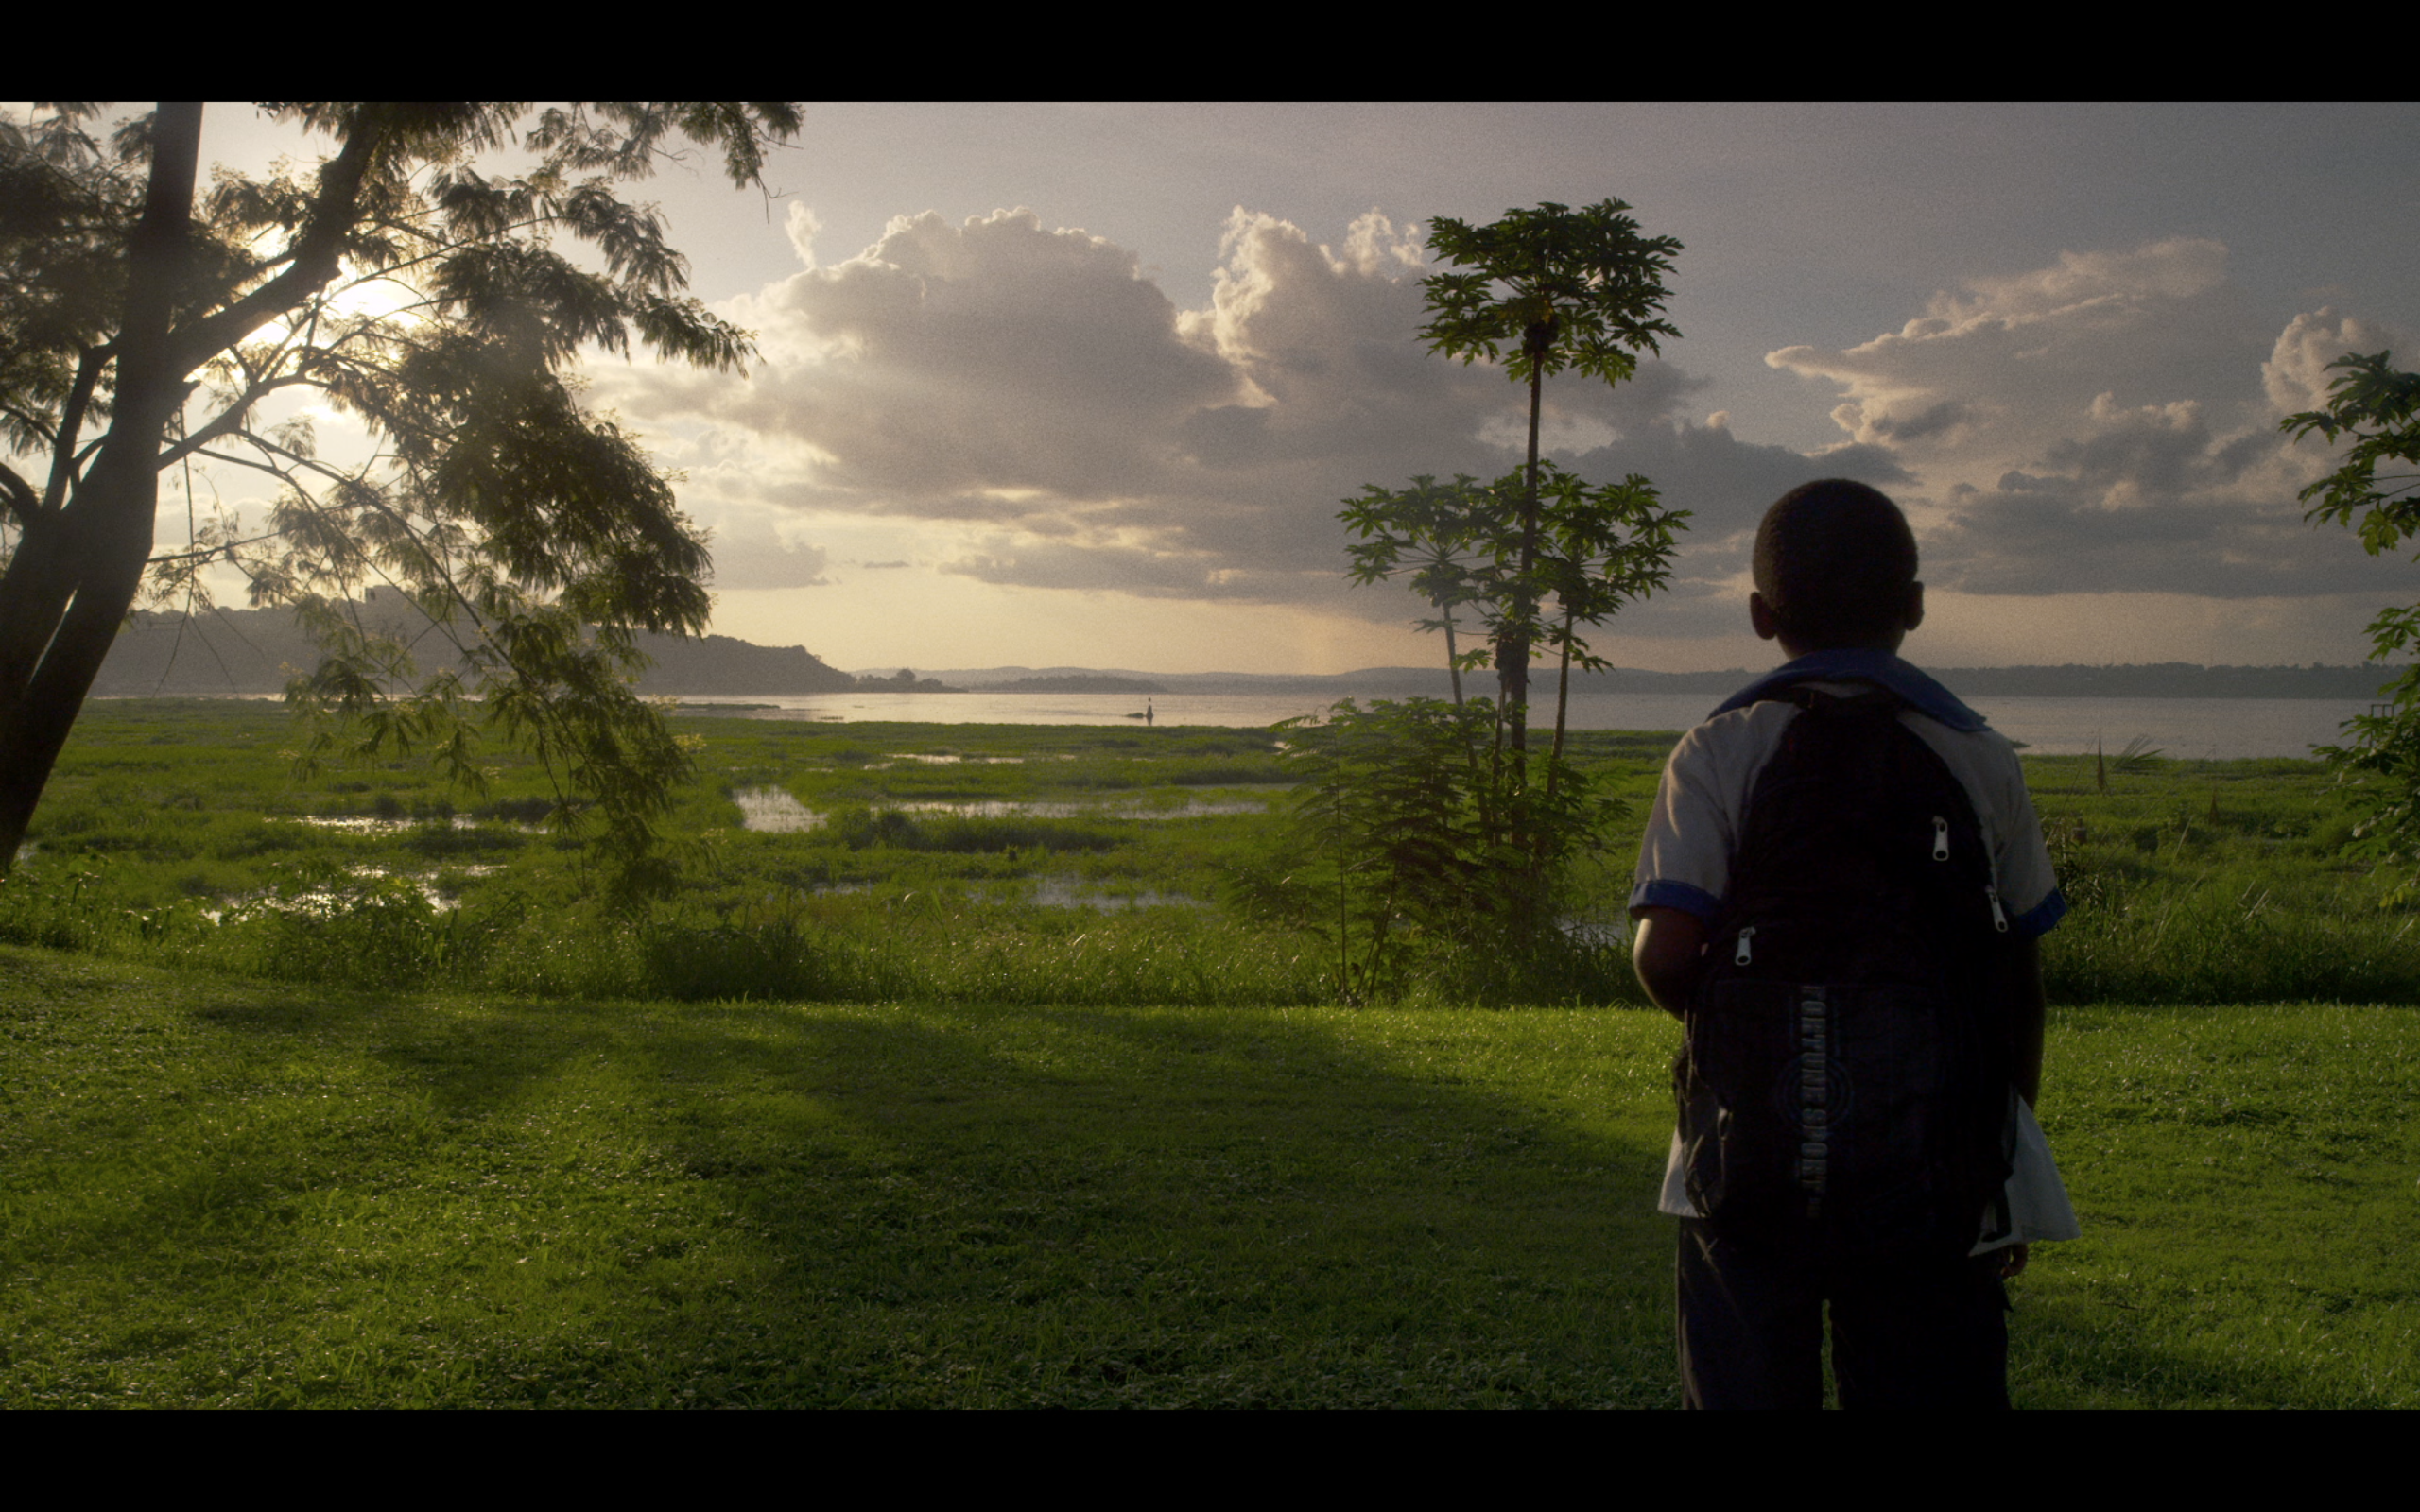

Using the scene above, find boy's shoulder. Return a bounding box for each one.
[1666,653,2013,796]
[1703,649,1990,734]
[1636,651,2063,936]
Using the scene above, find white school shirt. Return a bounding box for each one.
[1627,651,2079,1250]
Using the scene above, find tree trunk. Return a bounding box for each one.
[1439,595,1463,707]
[0,103,203,876]
[1547,602,1576,799]
[1497,329,1550,768]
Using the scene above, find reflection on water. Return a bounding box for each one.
[291,814,525,833]
[731,787,821,833]
[1962,696,2366,762]
[676,688,2369,761]
[728,788,1268,833]
[203,864,497,921]
[1024,877,1205,912]
[893,796,1269,820]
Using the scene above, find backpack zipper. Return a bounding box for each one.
[1932,816,1951,860]
[1735,925,1755,966]
[1985,884,2010,933]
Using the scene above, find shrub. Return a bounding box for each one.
[1264,698,1626,1003]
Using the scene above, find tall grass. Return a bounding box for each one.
[2027,752,2420,1004]
[2043,870,2420,1004]
[6,703,2414,1009]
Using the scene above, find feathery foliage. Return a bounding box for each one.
[0,101,802,901]
[1267,696,1633,1002]
[2283,350,2420,902]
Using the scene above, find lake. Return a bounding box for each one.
[671,689,2374,762]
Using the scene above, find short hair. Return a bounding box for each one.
[1753,479,1919,647]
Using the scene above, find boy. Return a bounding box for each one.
[1628,479,2070,1410]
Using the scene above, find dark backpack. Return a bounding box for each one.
[1676,686,2018,1258]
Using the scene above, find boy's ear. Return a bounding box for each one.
[1904,581,1926,633]
[1749,591,1780,642]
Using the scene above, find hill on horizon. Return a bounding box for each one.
[92,596,857,698]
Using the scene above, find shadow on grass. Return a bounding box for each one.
[492,1000,1685,1406]
[4,946,1682,1406]
[30,948,2392,1408]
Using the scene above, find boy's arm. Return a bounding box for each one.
[2012,934,2045,1108]
[1632,906,1706,1021]
[1999,936,2048,1280]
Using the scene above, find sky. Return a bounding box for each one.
[147,103,2420,673]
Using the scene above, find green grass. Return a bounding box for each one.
[0,947,1678,1407]
[2020,752,2420,1004]
[4,946,2413,1407]
[25,703,2409,1011]
[2014,1001,2420,1408]
[30,703,2414,1011]
[6,702,2418,1405]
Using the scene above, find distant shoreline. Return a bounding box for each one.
[922,662,2407,702]
[88,607,2405,702]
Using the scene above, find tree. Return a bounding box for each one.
[1417,198,1682,766]
[1342,461,1682,761]
[2283,349,2420,900]
[1329,461,1684,946]
[1340,473,1486,706]
[1262,201,1686,980]
[0,101,802,898]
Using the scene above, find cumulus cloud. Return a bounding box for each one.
[2264,307,2399,415]
[594,201,2420,669]
[601,203,1824,626]
[1768,239,2415,600]
[783,202,822,271]
[698,512,832,591]
[1768,239,2255,479]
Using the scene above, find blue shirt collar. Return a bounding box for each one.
[1708,649,1991,732]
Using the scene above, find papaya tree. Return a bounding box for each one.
[1330,460,1684,934]
[1274,199,1685,983]
[0,101,801,900]
[1418,198,1682,769]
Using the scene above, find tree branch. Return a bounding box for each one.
[164,117,384,377]
[0,463,38,530]
[41,345,105,513]
[156,372,325,468]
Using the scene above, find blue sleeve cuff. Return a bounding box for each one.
[1629,879,1722,923]
[2012,887,2067,938]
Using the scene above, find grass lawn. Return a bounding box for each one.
[4,944,2413,1408]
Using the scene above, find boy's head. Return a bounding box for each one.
[1751,479,1922,653]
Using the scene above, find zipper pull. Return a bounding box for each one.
[1985,885,2010,934]
[1932,816,1951,861]
[1735,925,1756,966]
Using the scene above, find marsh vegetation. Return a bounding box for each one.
[5,699,2413,1009]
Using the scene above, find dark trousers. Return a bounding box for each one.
[1677,1218,2012,1409]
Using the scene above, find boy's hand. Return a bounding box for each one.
[1998,1242,2031,1279]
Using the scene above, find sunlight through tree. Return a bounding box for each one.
[0,101,802,899]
